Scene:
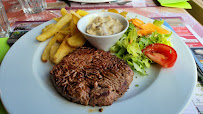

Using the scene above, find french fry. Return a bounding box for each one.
[53,17,62,22]
[53,8,67,21]
[50,43,60,63]
[56,33,66,43]
[70,10,82,25]
[70,19,79,36]
[56,26,71,43]
[101,10,106,12]
[41,36,57,62]
[61,8,68,16]
[59,30,70,35]
[52,35,76,64]
[42,23,55,33]
[36,13,72,41]
[108,9,119,14]
[59,26,70,35]
[76,9,89,17]
[46,23,55,29]
[67,33,86,48]
[119,11,128,18]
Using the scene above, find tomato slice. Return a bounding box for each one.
[142,43,177,68]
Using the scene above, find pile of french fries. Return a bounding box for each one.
[36,8,88,64]
[36,8,128,64]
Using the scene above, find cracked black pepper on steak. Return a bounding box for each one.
[50,47,134,106]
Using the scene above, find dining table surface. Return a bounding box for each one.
[0,0,203,114]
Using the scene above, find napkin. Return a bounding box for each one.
[0,37,10,63]
[157,0,192,9]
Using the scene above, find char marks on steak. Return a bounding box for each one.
[50,47,134,106]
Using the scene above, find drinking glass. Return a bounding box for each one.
[18,0,47,14]
[0,0,10,37]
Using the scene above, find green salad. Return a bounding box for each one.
[110,20,172,75]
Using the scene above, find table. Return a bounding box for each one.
[1,0,203,114]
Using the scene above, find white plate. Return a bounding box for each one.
[68,0,115,3]
[0,10,197,114]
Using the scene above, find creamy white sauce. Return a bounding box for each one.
[86,16,124,36]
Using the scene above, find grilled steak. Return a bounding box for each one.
[50,47,134,106]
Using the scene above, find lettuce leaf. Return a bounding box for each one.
[153,19,164,27]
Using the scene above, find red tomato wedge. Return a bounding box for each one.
[142,43,177,68]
